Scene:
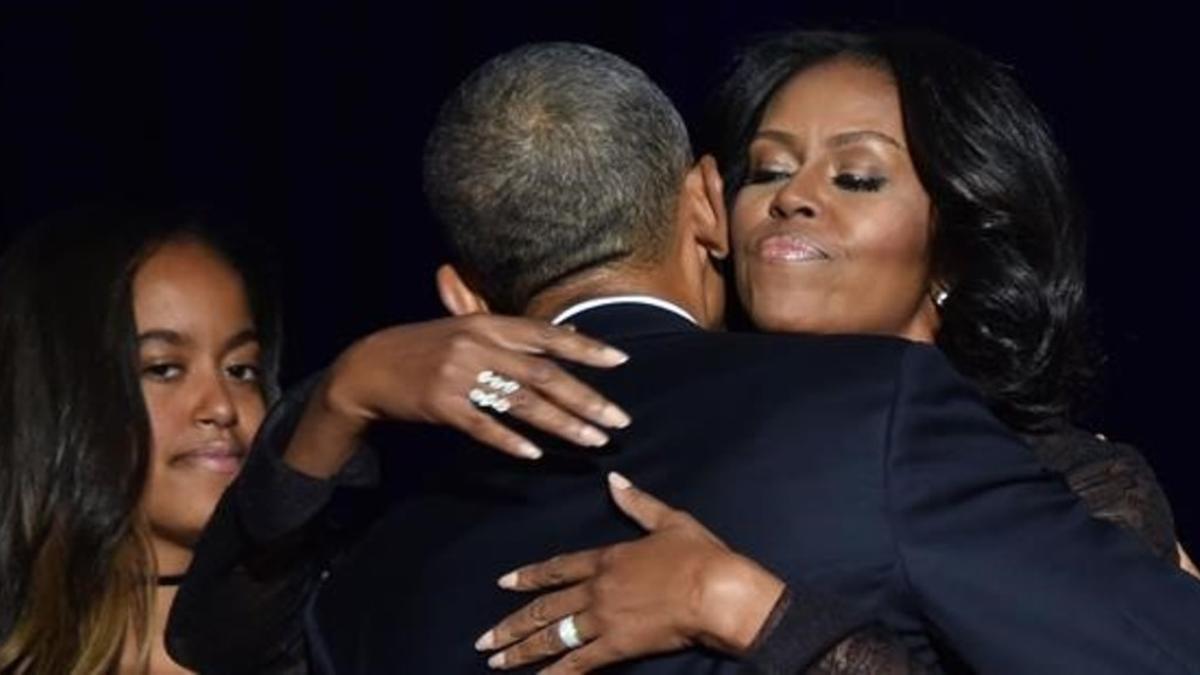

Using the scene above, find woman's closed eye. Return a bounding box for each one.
[833,172,887,192]
[745,167,793,185]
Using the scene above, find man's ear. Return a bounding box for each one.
[681,155,730,260]
[436,264,490,316]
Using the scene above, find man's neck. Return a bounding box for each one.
[523,267,700,325]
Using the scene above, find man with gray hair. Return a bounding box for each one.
[169,42,1200,674]
[423,42,695,317]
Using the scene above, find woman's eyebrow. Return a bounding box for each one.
[827,129,903,150]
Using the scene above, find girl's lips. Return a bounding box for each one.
[172,443,246,475]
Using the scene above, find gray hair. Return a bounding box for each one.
[423,42,692,313]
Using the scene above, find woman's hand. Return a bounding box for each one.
[283,315,630,478]
[477,473,785,673]
[1179,544,1200,579]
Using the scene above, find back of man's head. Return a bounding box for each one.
[423,42,693,314]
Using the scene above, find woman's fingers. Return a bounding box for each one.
[606,472,677,531]
[475,348,630,435]
[478,584,591,654]
[477,474,744,671]
[484,609,598,670]
[469,316,632,428]
[496,385,613,449]
[539,639,622,675]
[509,353,630,430]
[498,548,605,592]
[448,365,619,458]
[483,316,629,369]
[607,474,726,547]
[453,408,544,460]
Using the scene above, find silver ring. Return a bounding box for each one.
[556,614,583,649]
[476,370,521,395]
[468,387,513,413]
[469,370,520,414]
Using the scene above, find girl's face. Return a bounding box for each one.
[132,239,266,560]
[731,59,939,341]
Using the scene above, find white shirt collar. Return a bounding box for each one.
[550,295,699,326]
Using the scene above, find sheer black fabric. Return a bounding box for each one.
[743,423,1180,674]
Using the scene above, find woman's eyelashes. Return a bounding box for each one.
[746,165,793,185]
[833,172,887,192]
[746,163,888,193]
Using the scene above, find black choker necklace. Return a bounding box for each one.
[156,573,186,586]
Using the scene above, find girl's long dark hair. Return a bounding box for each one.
[0,206,280,673]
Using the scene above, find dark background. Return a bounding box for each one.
[3,1,1197,548]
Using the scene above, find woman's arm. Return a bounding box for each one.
[284,314,631,478]
[166,315,631,673]
[480,474,925,675]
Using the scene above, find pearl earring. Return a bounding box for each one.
[933,288,949,308]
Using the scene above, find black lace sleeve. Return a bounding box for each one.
[806,625,931,675]
[743,425,1180,675]
[1025,426,1178,564]
[742,586,928,675]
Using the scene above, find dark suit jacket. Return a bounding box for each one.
[305,303,1200,674]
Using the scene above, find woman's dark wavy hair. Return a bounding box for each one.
[705,30,1095,432]
[0,205,281,672]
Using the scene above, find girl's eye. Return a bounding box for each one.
[142,363,183,381]
[226,364,262,383]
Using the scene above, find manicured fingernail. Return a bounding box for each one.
[560,323,578,332]
[601,404,632,429]
[475,630,495,651]
[579,426,609,447]
[518,442,543,460]
[497,571,519,589]
[608,471,632,490]
[488,652,506,668]
[599,347,630,365]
